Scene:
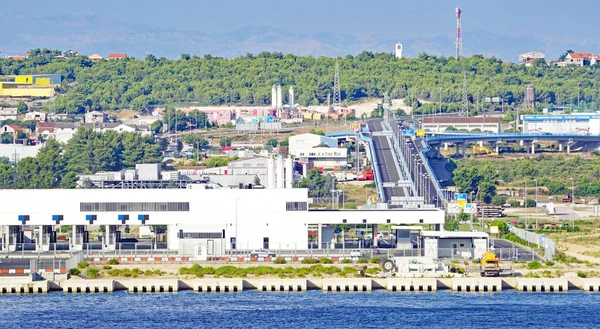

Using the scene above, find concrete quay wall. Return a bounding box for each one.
[3,277,600,294]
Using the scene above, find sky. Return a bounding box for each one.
[2,0,598,41]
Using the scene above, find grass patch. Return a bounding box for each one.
[77,261,89,269]
[68,268,81,276]
[86,268,100,279]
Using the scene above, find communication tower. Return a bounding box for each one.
[455,8,463,59]
[333,59,341,108]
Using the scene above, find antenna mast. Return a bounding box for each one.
[333,59,341,108]
[455,8,463,59]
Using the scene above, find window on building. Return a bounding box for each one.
[286,202,308,211]
[181,232,223,239]
[263,237,269,249]
[80,202,190,212]
[231,237,237,250]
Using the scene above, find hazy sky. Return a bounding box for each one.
[3,0,597,41]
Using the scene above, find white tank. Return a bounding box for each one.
[276,156,285,189]
[267,157,275,189]
[285,157,293,189]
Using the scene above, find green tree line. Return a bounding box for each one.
[2,50,600,113]
[0,128,161,189]
[450,155,600,200]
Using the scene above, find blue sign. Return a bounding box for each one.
[454,193,467,201]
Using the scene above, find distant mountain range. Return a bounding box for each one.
[0,12,597,62]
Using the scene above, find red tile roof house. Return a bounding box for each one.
[560,52,593,66]
[108,53,127,60]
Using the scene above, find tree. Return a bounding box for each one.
[150,120,163,134]
[1,133,13,144]
[490,220,509,235]
[16,101,28,114]
[452,162,497,203]
[298,168,334,198]
[265,138,278,148]
[491,195,507,206]
[219,137,231,147]
[314,142,330,148]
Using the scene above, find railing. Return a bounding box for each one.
[416,140,445,209]
[365,127,385,202]
[509,227,556,260]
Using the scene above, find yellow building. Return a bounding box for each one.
[0,83,56,97]
[0,74,60,98]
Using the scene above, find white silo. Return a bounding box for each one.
[289,86,295,110]
[285,157,293,189]
[276,85,283,109]
[271,85,278,108]
[395,43,403,59]
[276,156,285,189]
[267,157,276,189]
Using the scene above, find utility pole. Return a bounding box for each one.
[462,72,468,117]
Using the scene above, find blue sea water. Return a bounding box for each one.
[0,291,598,329]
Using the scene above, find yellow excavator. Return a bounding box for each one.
[472,145,499,157]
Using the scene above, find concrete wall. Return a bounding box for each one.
[0,143,43,162]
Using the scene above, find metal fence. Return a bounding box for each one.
[510,227,556,260]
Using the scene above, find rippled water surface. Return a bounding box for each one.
[0,291,598,328]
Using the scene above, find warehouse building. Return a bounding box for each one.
[421,117,501,133]
[0,188,447,256]
[521,113,600,134]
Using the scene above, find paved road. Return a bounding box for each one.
[491,239,542,261]
[367,119,406,202]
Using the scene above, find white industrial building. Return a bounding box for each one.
[0,188,448,257]
[288,133,339,156]
[295,147,348,168]
[519,51,545,64]
[421,117,501,133]
[521,113,600,134]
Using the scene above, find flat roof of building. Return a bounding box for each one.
[422,231,488,238]
[422,117,501,124]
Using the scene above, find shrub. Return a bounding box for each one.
[107,259,119,265]
[77,261,89,269]
[341,259,353,264]
[301,258,319,264]
[86,268,100,279]
[577,271,588,278]
[527,261,542,270]
[508,200,521,208]
[365,268,380,275]
[103,265,112,270]
[273,257,286,264]
[69,268,81,276]
[356,258,368,264]
[320,258,333,264]
[144,270,154,276]
[370,257,380,264]
[544,260,555,267]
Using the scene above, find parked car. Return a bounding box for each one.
[370,246,381,254]
[350,250,363,257]
[250,249,276,258]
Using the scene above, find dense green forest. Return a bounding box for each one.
[0,127,161,189]
[2,49,600,114]
[450,155,600,201]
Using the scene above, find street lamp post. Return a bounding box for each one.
[535,178,538,230]
[571,177,575,229]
